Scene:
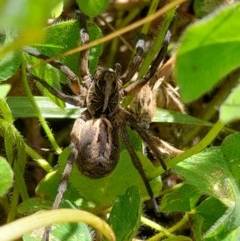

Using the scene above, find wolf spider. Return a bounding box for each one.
[26,8,170,240]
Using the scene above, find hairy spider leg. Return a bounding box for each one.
[119,124,159,213]
[41,146,78,241]
[121,108,167,170]
[123,30,171,96]
[121,34,146,84]
[76,9,92,89]
[27,73,81,106]
[24,47,86,99]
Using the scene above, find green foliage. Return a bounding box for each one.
[24,222,92,241]
[0,0,62,31]
[25,20,102,107]
[77,0,109,17]
[6,96,81,119]
[0,209,113,241]
[36,146,162,211]
[175,3,240,103]
[220,84,240,123]
[1,1,240,241]
[0,32,21,81]
[153,108,211,126]
[193,0,223,17]
[170,133,240,240]
[108,186,142,241]
[24,210,92,241]
[160,183,200,212]
[0,98,28,203]
[0,0,64,55]
[0,156,13,197]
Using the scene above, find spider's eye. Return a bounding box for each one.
[103,70,115,84]
[104,71,114,80]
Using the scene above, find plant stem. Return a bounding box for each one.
[21,57,62,154]
[138,4,176,78]
[152,120,225,176]
[0,119,29,203]
[6,185,20,223]
[169,120,225,167]
[0,98,13,123]
[0,209,116,241]
[141,0,161,34]
[25,143,53,172]
[141,216,174,237]
[146,212,190,241]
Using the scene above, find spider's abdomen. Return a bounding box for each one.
[87,66,122,118]
[71,116,119,178]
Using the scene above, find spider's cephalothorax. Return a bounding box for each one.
[86,64,122,118]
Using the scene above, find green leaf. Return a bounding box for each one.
[153,108,211,126]
[0,118,28,201]
[173,147,231,202]
[17,198,53,215]
[195,197,227,233]
[23,207,92,241]
[219,227,240,241]
[0,32,22,81]
[173,133,240,240]
[0,156,14,197]
[33,20,80,75]
[38,18,102,75]
[0,0,61,31]
[77,0,109,17]
[43,222,91,241]
[0,0,64,55]
[0,50,21,81]
[50,0,64,18]
[221,133,240,187]
[0,97,13,123]
[193,0,223,17]
[108,186,142,241]
[0,84,11,98]
[219,83,240,124]
[37,143,162,211]
[26,20,102,107]
[175,3,240,103]
[160,183,200,212]
[6,97,82,119]
[87,23,104,73]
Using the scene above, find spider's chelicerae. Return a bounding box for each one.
[27,8,170,240]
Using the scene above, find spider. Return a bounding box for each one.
[26,7,170,240]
